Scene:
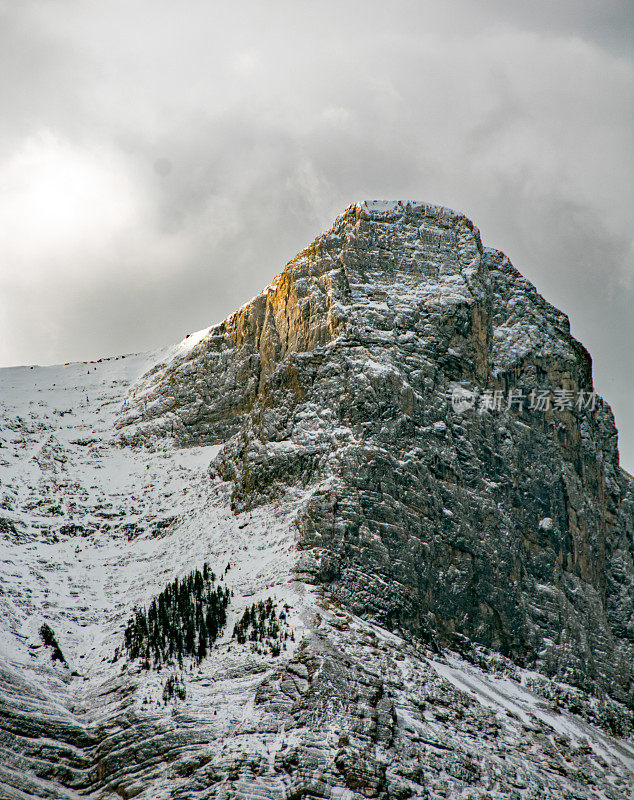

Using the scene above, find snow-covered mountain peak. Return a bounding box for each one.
[1,204,632,799]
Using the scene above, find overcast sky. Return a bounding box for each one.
[0,0,632,471]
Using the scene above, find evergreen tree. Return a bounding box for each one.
[122,564,230,668]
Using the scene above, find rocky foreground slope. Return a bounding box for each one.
[0,201,633,799]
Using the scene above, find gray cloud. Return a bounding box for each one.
[0,0,631,470]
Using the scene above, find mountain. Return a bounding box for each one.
[0,200,632,799]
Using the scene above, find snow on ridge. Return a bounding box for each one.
[177,326,212,352]
[358,199,469,221]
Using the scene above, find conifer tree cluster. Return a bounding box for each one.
[123,563,230,668]
[162,673,186,702]
[232,598,293,657]
[40,623,67,665]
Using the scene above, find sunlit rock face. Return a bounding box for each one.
[119,201,634,706]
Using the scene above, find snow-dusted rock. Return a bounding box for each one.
[0,202,632,799]
[119,200,634,706]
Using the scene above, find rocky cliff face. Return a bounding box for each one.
[1,201,632,800]
[119,200,634,706]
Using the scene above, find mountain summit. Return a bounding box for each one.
[120,200,633,701]
[1,201,633,799]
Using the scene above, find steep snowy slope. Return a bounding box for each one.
[0,351,318,798]
[0,201,632,799]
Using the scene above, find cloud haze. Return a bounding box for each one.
[0,0,632,470]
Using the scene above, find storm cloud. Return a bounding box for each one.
[0,0,632,469]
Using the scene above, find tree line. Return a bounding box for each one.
[233,597,293,657]
[123,563,230,668]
